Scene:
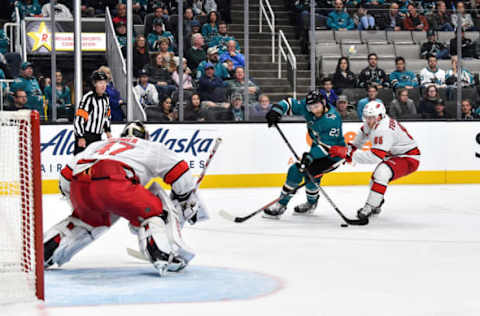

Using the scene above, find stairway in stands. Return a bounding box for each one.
[228,0,310,102]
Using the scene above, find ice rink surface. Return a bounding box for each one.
[4,184,480,316]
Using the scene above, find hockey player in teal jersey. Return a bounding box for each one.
[263,90,346,219]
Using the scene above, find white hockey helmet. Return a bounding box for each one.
[362,101,386,122]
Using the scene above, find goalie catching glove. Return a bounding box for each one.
[171,190,201,225]
[329,144,356,163]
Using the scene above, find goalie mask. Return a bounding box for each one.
[121,121,149,140]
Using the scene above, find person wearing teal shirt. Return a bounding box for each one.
[263,90,346,218]
[13,0,41,21]
[357,85,383,118]
[11,62,44,118]
[0,29,9,55]
[44,71,72,120]
[208,21,240,55]
[0,68,6,92]
[201,11,219,44]
[147,18,175,52]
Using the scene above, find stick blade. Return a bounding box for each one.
[218,209,237,222]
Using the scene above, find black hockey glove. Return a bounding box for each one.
[266,104,283,128]
[298,152,314,173]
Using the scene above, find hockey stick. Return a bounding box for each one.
[274,124,368,226]
[195,137,222,189]
[218,181,308,223]
[127,247,149,261]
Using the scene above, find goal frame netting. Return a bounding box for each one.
[0,110,44,303]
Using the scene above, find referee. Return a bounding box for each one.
[73,71,112,155]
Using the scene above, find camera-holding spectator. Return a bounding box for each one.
[389,88,418,119]
[209,21,240,55]
[452,1,477,31]
[332,57,357,91]
[450,27,477,58]
[327,0,355,30]
[134,68,159,107]
[461,99,479,119]
[226,67,260,105]
[353,4,375,30]
[197,46,230,80]
[172,58,194,91]
[145,53,176,99]
[358,53,390,89]
[13,0,41,21]
[430,98,452,118]
[429,1,454,31]
[44,70,72,119]
[336,95,358,120]
[148,19,175,52]
[382,2,404,31]
[403,3,429,31]
[98,66,124,122]
[184,93,209,121]
[186,33,207,74]
[419,84,441,118]
[357,85,383,118]
[11,62,44,118]
[144,4,168,36]
[202,11,219,44]
[199,62,228,108]
[390,57,418,90]
[115,21,128,49]
[41,0,72,18]
[250,94,272,121]
[419,55,446,87]
[445,55,474,87]
[4,89,28,111]
[319,78,338,108]
[219,40,245,70]
[421,30,450,59]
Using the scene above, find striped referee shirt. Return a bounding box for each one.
[74,90,111,137]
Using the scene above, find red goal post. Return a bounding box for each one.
[0,110,44,303]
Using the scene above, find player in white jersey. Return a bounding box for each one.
[44,121,207,276]
[329,101,421,220]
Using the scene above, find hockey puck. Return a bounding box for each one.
[340,224,348,227]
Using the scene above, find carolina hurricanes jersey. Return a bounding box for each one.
[351,115,420,164]
[70,137,195,196]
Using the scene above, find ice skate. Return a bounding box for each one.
[263,202,287,219]
[357,204,383,220]
[43,234,61,268]
[293,200,318,216]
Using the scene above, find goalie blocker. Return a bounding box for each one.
[44,121,207,275]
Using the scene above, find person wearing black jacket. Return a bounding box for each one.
[145,53,176,98]
[358,53,390,88]
[449,28,477,58]
[421,30,450,59]
[332,57,357,92]
[122,34,150,77]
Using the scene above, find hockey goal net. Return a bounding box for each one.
[0,110,44,303]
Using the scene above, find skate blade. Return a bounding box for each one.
[261,213,282,220]
[292,211,317,217]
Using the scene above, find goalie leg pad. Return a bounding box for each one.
[43,215,112,267]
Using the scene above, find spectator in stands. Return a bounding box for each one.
[41,0,72,18]
[205,0,218,14]
[226,66,260,105]
[193,0,207,16]
[445,55,475,87]
[115,21,128,49]
[129,34,150,77]
[217,0,232,24]
[191,20,202,35]
[81,0,117,17]
[336,95,358,120]
[145,53,176,99]
[112,3,142,25]
[144,4,168,36]
[357,85,383,118]
[130,0,147,21]
[319,77,338,108]
[358,53,390,89]
[184,93,209,121]
[134,68,159,107]
[421,30,450,60]
[202,11,219,44]
[155,38,174,65]
[398,0,412,14]
[13,0,41,20]
[389,57,419,90]
[382,2,404,31]
[327,0,355,30]
[403,3,429,31]
[449,27,477,58]
[429,0,454,31]
[4,89,27,111]
[353,4,375,30]
[421,0,437,14]
[419,84,441,117]
[461,99,479,119]
[389,88,418,119]
[250,94,271,121]
[209,21,239,55]
[186,33,207,74]
[419,55,446,87]
[430,98,452,118]
[98,66,124,122]
[157,95,178,121]
[332,57,357,92]
[228,93,244,121]
[172,58,194,91]
[11,62,44,118]
[0,28,9,55]
[199,62,227,107]
[197,46,230,80]
[219,40,245,70]
[452,1,477,31]
[44,71,71,118]
[148,19,175,52]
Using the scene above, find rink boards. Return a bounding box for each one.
[37,121,480,194]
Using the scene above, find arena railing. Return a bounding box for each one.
[259,0,275,63]
[278,30,297,99]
